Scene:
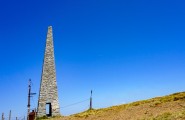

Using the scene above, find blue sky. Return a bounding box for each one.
[0,0,185,118]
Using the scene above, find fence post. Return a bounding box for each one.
[34,108,36,120]
[9,110,11,120]
[2,113,4,120]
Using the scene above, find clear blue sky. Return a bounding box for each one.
[0,0,185,118]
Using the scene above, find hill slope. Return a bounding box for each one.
[50,92,185,120]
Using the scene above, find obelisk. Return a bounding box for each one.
[37,26,60,117]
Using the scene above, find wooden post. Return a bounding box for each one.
[34,108,36,120]
[27,79,36,120]
[9,110,11,120]
[27,79,31,120]
[2,113,4,120]
[90,90,93,110]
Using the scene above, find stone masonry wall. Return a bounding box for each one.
[37,26,60,117]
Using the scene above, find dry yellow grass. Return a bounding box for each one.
[38,91,185,120]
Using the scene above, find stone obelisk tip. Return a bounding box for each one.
[48,26,52,29]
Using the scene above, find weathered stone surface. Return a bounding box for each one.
[37,26,60,117]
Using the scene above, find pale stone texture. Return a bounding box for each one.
[37,26,60,117]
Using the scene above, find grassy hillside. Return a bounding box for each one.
[42,91,185,120]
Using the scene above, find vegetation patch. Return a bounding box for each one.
[38,92,185,120]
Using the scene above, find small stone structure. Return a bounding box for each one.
[37,26,60,117]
